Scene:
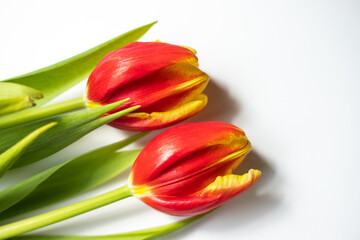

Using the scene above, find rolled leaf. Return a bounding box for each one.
[0,122,57,177]
[0,97,86,130]
[0,99,139,168]
[2,22,156,107]
[0,83,43,101]
[0,133,146,220]
[0,97,35,116]
[0,83,43,115]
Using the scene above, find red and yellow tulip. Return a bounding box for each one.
[85,42,209,131]
[0,121,261,238]
[129,121,261,216]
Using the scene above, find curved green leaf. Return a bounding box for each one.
[0,82,43,115]
[0,133,146,220]
[0,83,43,101]
[0,99,137,168]
[0,122,57,177]
[8,214,206,240]
[0,97,35,116]
[2,22,156,107]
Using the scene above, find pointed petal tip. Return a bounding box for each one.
[200,168,261,197]
[182,46,197,54]
[249,169,262,181]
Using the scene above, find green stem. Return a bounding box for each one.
[0,185,132,239]
[0,97,86,130]
[8,212,211,240]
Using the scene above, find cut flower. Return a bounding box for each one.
[85,42,209,131]
[129,121,261,216]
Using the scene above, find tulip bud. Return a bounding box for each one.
[128,121,261,216]
[0,82,43,115]
[85,42,209,131]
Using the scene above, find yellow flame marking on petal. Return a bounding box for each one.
[173,73,209,94]
[131,184,153,197]
[128,172,153,197]
[129,137,250,197]
[181,46,197,54]
[139,64,208,112]
[123,63,208,113]
[164,63,209,94]
[125,94,208,124]
[200,169,261,197]
[86,101,103,109]
[212,141,252,168]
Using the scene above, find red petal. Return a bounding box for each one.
[86,42,198,102]
[137,169,261,216]
[147,144,251,196]
[130,122,247,185]
[108,94,208,131]
[102,63,209,114]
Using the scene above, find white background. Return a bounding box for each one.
[0,0,360,239]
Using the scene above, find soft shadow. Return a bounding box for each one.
[24,152,279,238]
[119,79,240,145]
[131,130,162,147]
[48,81,274,237]
[45,200,148,234]
[170,150,281,239]
[185,79,240,123]
[235,150,274,181]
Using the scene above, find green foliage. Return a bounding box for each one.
[0,99,138,168]
[0,122,57,177]
[0,83,43,115]
[0,133,146,220]
[0,83,43,101]
[9,214,205,240]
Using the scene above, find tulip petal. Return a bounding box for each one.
[138,169,261,216]
[101,63,209,114]
[199,169,261,198]
[86,42,199,102]
[130,122,248,185]
[141,142,252,197]
[108,94,208,131]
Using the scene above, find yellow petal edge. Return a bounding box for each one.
[200,169,261,197]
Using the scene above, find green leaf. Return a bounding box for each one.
[0,97,86,130]
[0,97,35,116]
[2,22,156,107]
[0,133,146,220]
[8,214,206,240]
[0,83,44,115]
[0,99,139,168]
[0,83,43,101]
[0,122,57,177]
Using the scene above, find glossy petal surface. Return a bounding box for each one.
[102,63,208,113]
[86,42,198,102]
[130,122,247,185]
[129,122,260,216]
[85,42,208,131]
[139,169,261,216]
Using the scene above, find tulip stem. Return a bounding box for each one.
[0,97,86,130]
[0,185,132,239]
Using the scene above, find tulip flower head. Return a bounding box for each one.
[128,121,261,216]
[85,42,209,131]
